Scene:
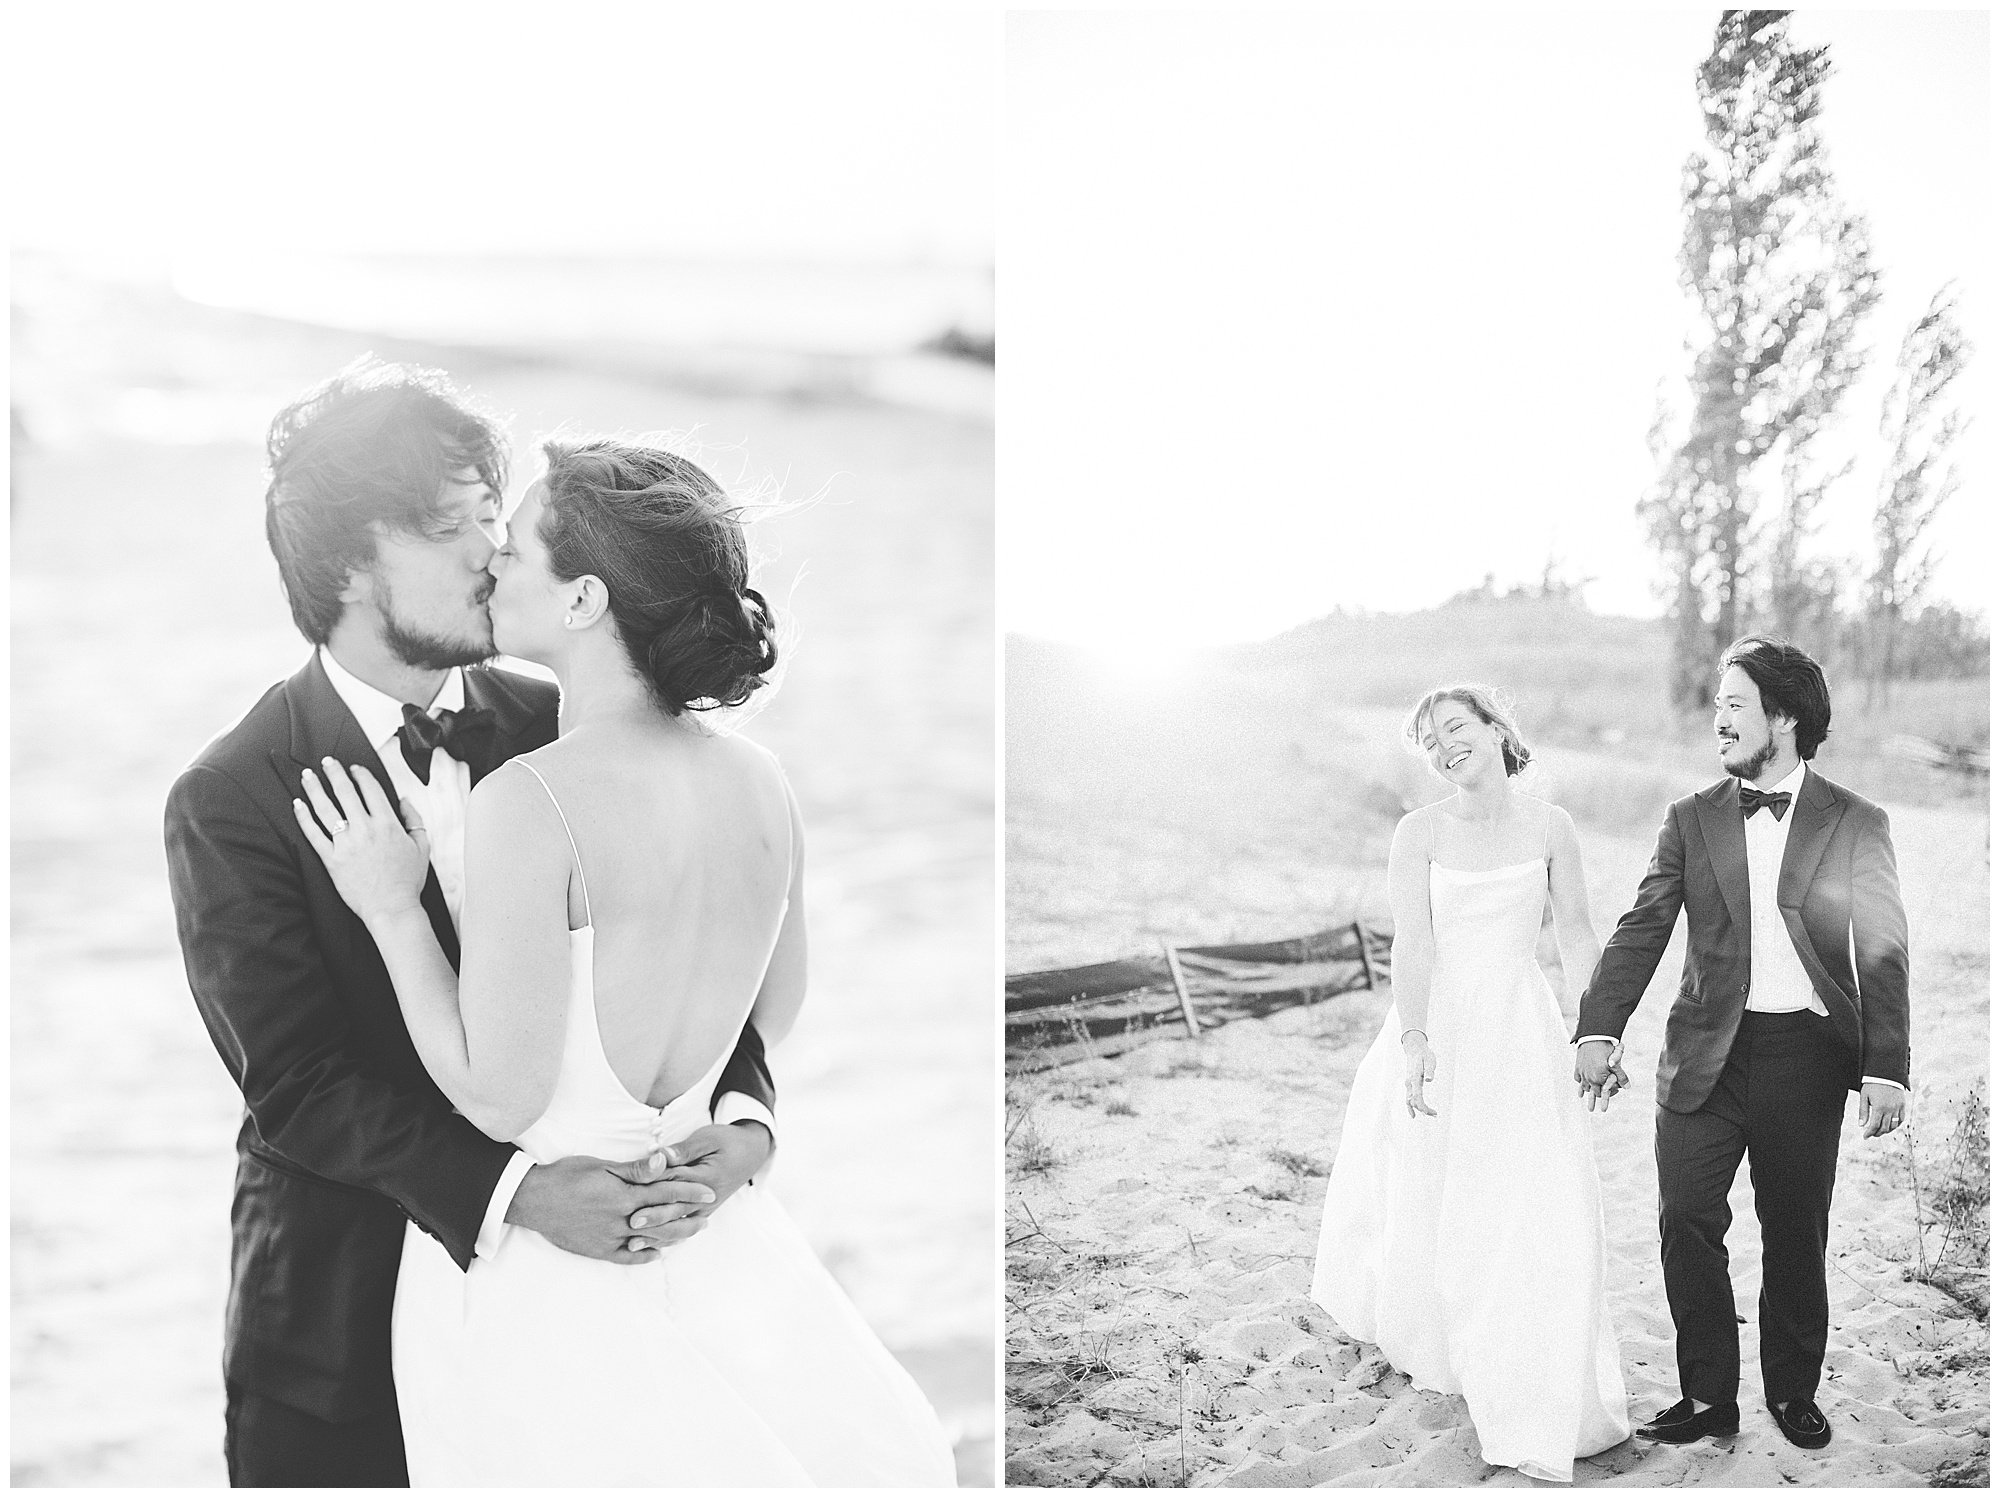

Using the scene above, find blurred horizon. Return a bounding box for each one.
[168,248,992,358]
[11,248,995,448]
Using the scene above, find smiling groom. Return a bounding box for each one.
[1574,636,1910,1453]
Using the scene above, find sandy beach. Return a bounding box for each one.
[11,259,994,1484]
[1006,804,1989,1487]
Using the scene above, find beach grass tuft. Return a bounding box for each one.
[1905,1082,1990,1319]
[1010,1116,1064,1177]
[1266,1147,1332,1178]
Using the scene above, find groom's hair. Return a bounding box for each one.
[1720,636,1831,759]
[263,357,510,643]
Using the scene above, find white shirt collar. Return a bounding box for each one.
[318,646,466,752]
[1739,758,1808,802]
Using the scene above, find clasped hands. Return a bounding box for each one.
[509,1121,774,1265]
[1573,1039,1630,1111]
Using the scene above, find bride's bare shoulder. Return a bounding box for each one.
[460,758,577,864]
[1390,802,1436,852]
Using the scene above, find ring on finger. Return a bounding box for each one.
[326,818,349,835]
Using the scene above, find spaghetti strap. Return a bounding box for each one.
[511,759,593,927]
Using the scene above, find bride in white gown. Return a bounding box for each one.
[296,437,955,1486]
[1310,686,1630,1483]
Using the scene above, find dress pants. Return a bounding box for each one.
[1654,1010,1849,1406]
[225,1384,408,1487]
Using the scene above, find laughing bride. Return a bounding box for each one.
[1309,685,1631,1482]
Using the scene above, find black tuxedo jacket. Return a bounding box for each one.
[165,654,776,1422]
[1575,768,1910,1113]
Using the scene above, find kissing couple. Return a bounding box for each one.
[1310,639,1910,1482]
[165,358,956,1486]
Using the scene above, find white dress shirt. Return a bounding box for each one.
[1741,761,1823,1017]
[317,649,776,1259]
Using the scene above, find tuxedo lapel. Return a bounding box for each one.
[1693,778,1753,934]
[1776,767,1841,911]
[461,663,559,787]
[278,653,387,794]
[277,654,461,970]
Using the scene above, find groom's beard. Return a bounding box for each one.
[1722,735,1777,781]
[378,577,498,672]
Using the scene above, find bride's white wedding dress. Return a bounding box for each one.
[390,768,956,1487]
[1310,836,1629,1482]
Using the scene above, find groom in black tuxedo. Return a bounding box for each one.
[165,359,780,1486]
[1574,636,1909,1452]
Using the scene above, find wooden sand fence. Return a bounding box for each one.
[1006,921,1393,1073]
[1884,734,1991,779]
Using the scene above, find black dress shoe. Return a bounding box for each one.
[1767,1397,1832,1450]
[1637,1398,1740,1443]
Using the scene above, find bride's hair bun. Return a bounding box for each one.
[537,437,778,715]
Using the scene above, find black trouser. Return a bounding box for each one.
[1654,1010,1849,1407]
[225,1384,408,1487]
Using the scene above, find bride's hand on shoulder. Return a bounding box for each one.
[1401,1029,1438,1119]
[293,758,431,925]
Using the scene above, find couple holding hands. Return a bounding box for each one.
[1312,639,1909,1483]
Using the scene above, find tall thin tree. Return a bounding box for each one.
[1647,11,1880,711]
[1768,443,1852,658]
[1638,394,1712,711]
[1868,285,1972,701]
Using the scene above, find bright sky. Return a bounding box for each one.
[1002,10,1990,652]
[8,3,994,268]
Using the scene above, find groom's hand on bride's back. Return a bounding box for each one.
[642,1122,774,1219]
[504,1154,719,1264]
[602,1124,773,1254]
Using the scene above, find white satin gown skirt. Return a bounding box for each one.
[390,930,957,1487]
[1310,862,1630,1483]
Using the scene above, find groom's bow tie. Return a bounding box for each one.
[1739,786,1793,822]
[398,704,498,784]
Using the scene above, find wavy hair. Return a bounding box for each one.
[536,436,777,715]
[263,356,509,643]
[1404,683,1533,777]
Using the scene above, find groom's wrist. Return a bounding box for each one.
[729,1120,775,1172]
[503,1160,554,1229]
[479,1151,537,1255]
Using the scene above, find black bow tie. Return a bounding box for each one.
[397,704,498,785]
[1739,786,1793,822]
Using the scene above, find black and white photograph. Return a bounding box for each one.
[1004,10,1988,1488]
[12,5,993,1486]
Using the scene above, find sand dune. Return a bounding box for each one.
[1007,805,1987,1488]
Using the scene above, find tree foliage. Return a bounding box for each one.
[1868,286,1973,695]
[1643,11,1881,711]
